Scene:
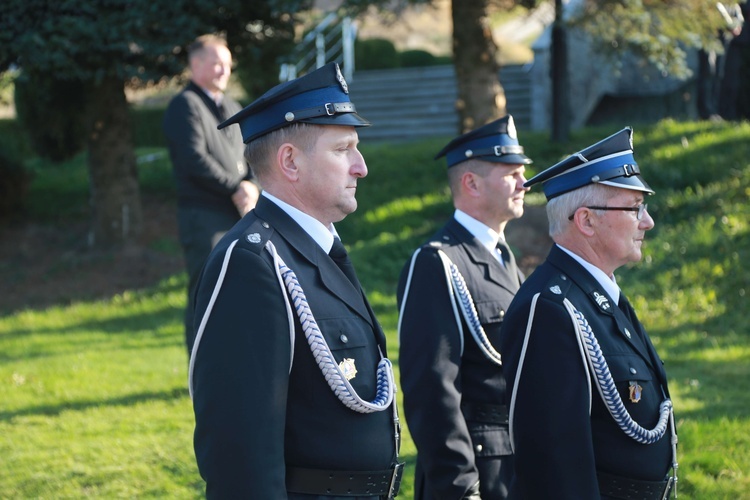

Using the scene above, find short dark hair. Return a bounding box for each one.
[187,34,228,59]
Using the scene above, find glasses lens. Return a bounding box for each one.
[637,204,648,220]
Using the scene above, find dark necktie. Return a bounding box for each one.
[329,238,362,290]
[497,240,520,289]
[618,293,640,328]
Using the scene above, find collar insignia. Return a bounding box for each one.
[593,291,611,311]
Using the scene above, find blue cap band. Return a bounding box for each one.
[238,86,351,143]
[542,151,637,198]
[445,134,520,167]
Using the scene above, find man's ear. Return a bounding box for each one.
[462,171,481,197]
[572,208,596,237]
[277,143,300,181]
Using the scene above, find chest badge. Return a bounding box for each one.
[629,381,642,403]
[338,358,357,381]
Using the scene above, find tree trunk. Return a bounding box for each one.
[86,76,142,248]
[551,0,570,142]
[451,0,504,133]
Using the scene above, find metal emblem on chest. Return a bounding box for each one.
[629,381,642,403]
[338,358,357,381]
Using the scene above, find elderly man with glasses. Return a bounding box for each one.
[499,128,678,500]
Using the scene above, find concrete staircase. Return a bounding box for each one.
[349,64,532,143]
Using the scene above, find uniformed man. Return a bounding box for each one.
[188,62,403,499]
[499,128,678,499]
[397,116,532,499]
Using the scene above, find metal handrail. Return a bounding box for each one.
[279,13,356,82]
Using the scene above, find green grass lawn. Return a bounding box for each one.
[1,119,749,498]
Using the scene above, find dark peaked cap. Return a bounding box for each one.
[435,115,532,168]
[218,62,370,144]
[524,127,654,200]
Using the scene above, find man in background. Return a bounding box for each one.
[397,116,531,499]
[163,34,259,355]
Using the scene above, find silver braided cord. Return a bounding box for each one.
[266,241,395,414]
[571,305,672,444]
[438,250,502,365]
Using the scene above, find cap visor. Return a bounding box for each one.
[299,112,371,128]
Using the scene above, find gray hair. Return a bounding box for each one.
[546,184,615,237]
[244,123,319,182]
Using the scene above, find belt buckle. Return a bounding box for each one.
[661,475,675,500]
[388,462,405,498]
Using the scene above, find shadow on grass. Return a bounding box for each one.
[0,386,189,422]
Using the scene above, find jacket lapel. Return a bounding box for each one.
[254,198,374,328]
[445,218,521,293]
[547,247,657,370]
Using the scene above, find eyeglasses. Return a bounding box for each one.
[568,203,648,221]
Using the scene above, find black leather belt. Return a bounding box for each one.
[286,463,404,498]
[598,470,674,500]
[461,402,509,425]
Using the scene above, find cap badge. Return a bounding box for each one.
[335,64,349,94]
[593,291,611,311]
[550,285,562,295]
[338,357,357,380]
[629,381,642,403]
[246,233,262,244]
[507,115,518,139]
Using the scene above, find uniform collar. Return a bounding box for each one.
[454,209,505,258]
[556,244,621,304]
[262,191,337,252]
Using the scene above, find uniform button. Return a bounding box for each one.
[630,367,637,375]
[475,444,483,453]
[498,309,505,318]
[340,334,348,343]
[262,222,269,228]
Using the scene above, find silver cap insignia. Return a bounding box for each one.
[507,115,518,139]
[335,64,349,94]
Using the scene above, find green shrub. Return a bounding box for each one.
[399,49,437,68]
[130,107,167,149]
[355,38,399,70]
[0,141,32,222]
[13,72,88,163]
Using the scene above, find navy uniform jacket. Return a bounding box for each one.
[190,196,397,498]
[163,81,251,218]
[499,245,673,499]
[397,218,522,499]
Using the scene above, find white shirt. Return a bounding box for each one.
[454,209,506,265]
[557,244,621,304]
[262,191,338,253]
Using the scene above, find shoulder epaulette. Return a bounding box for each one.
[540,273,572,303]
[236,217,275,255]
